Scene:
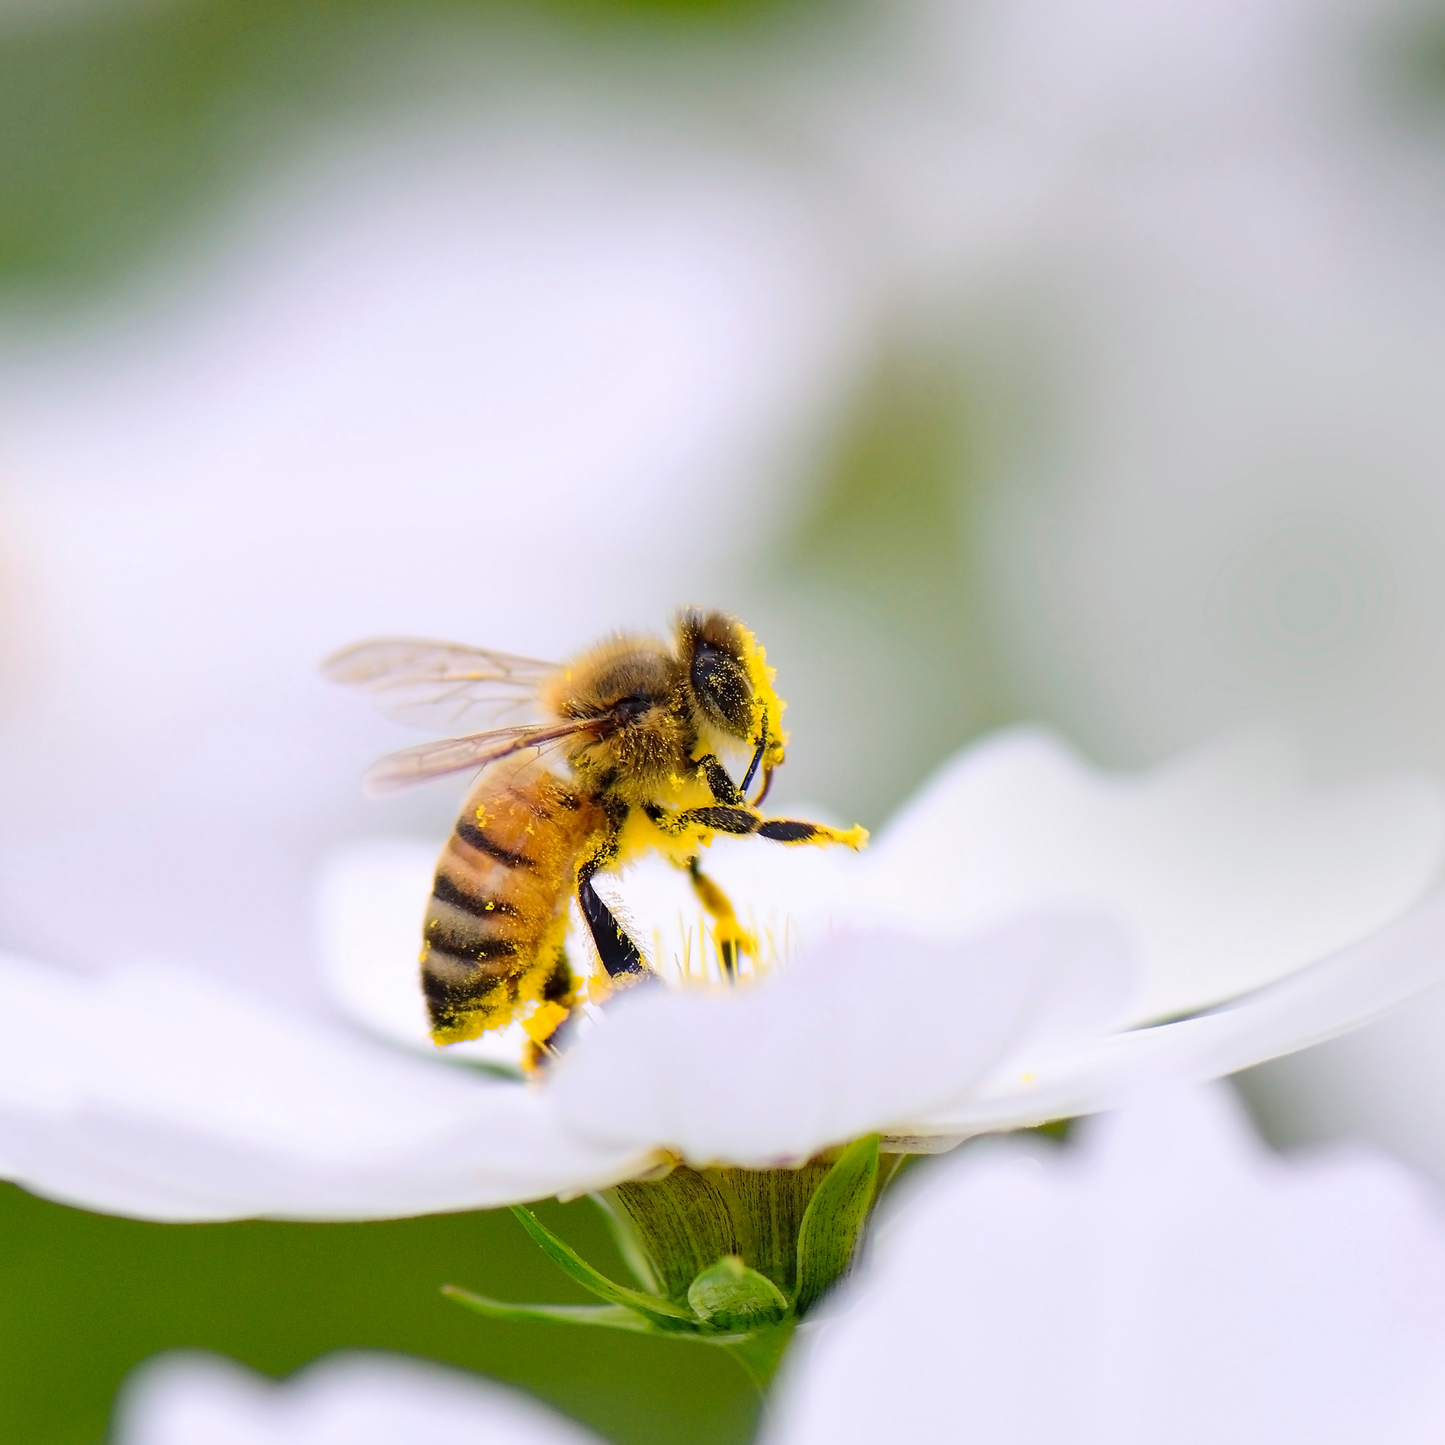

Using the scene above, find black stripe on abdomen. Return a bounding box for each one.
[454,821,536,870]
[422,964,510,1012]
[424,925,519,965]
[432,873,519,919]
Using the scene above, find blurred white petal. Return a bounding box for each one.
[115,1352,600,1445]
[919,888,1445,1136]
[0,953,650,1220]
[862,727,1445,1023]
[1244,988,1445,1194]
[766,1085,1445,1445]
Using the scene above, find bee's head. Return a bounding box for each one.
[675,610,787,780]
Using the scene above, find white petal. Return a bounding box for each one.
[115,1351,602,1445]
[917,888,1445,1137]
[1247,989,1445,1193]
[767,1085,1445,1445]
[547,913,1134,1167]
[863,726,1445,1023]
[314,838,537,1071]
[0,954,649,1220]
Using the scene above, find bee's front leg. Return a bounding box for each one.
[675,805,869,851]
[694,753,746,807]
[757,818,869,847]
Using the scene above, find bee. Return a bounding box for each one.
[325,611,867,1058]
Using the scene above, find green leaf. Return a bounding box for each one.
[443,1285,769,1350]
[441,1286,657,1334]
[794,1134,880,1313]
[509,1205,697,1330]
[686,1255,790,1331]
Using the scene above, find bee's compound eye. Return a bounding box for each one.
[691,641,752,735]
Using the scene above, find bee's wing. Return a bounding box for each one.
[361,718,604,798]
[322,637,559,732]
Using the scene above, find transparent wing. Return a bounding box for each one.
[322,637,559,733]
[361,718,603,798]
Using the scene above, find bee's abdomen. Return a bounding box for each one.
[422,767,599,1044]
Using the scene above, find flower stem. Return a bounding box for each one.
[722,1319,795,1395]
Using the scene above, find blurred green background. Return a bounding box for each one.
[0,1181,756,1444]
[0,0,803,302]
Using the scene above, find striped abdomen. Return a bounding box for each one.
[422,762,604,1044]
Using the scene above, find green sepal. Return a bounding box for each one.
[441,1286,656,1334]
[589,1190,664,1295]
[794,1133,880,1313]
[687,1255,790,1331]
[509,1205,696,1330]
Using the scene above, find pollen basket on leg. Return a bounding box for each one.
[422,761,603,1045]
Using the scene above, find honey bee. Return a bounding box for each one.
[325,611,866,1058]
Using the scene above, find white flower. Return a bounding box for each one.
[764,1083,1445,1445]
[112,1351,598,1445]
[0,725,1441,1221]
[107,1083,1445,1445]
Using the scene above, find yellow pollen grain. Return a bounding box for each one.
[522,1002,569,1044]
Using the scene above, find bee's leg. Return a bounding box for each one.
[674,805,869,851]
[756,819,866,847]
[696,754,746,807]
[675,805,759,836]
[686,856,751,980]
[521,949,581,1071]
[577,864,651,982]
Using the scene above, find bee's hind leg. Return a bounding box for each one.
[522,950,583,1071]
[687,856,752,980]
